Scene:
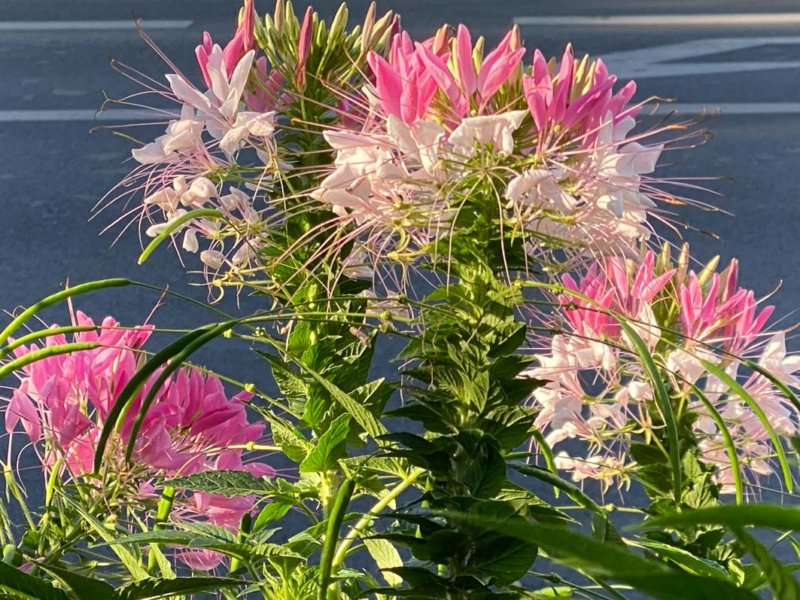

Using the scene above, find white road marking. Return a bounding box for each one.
[0,20,192,31]
[514,14,800,27]
[0,109,176,122]
[657,103,800,115]
[2,104,800,123]
[600,37,800,78]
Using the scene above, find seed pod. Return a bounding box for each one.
[273,0,284,32]
[329,3,348,41]
[361,1,376,51]
[698,255,720,286]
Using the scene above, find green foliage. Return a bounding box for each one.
[0,562,69,600]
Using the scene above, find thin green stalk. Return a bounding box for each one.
[0,278,130,346]
[147,486,175,573]
[331,467,424,568]
[0,325,98,358]
[318,478,355,600]
[229,512,252,575]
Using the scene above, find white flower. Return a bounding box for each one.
[505,168,575,215]
[132,117,204,165]
[200,250,225,270]
[386,116,446,177]
[757,331,800,386]
[180,177,218,208]
[182,229,199,253]
[448,110,527,156]
[167,47,255,140]
[219,111,276,156]
[145,209,188,237]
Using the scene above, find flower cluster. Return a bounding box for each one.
[104,1,689,297]
[101,0,397,291]
[311,28,671,273]
[4,311,273,569]
[526,248,798,495]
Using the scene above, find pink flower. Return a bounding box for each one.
[523,45,638,148]
[416,26,525,118]
[3,311,274,570]
[678,260,773,353]
[367,32,438,125]
[196,0,256,89]
[559,250,673,341]
[295,7,314,88]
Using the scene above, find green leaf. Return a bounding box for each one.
[466,533,538,585]
[35,565,115,599]
[110,530,301,562]
[633,540,731,579]
[618,320,682,503]
[0,562,69,600]
[267,414,311,463]
[113,577,243,600]
[299,363,388,439]
[700,359,793,493]
[252,501,292,532]
[165,470,273,496]
[442,513,756,600]
[60,494,149,580]
[639,504,800,532]
[733,528,800,600]
[300,414,350,473]
[137,209,223,264]
[363,538,403,586]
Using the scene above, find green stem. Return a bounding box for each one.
[229,512,252,574]
[147,486,175,574]
[331,467,424,568]
[318,478,355,600]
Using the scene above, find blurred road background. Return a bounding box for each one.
[1,0,800,516]
[2,0,799,350]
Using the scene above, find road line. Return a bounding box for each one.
[655,103,800,115]
[0,20,192,32]
[0,109,176,123]
[598,37,800,79]
[2,105,800,123]
[514,14,800,27]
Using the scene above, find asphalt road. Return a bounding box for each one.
[1,0,800,585]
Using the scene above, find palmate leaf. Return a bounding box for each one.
[442,513,756,600]
[113,577,243,600]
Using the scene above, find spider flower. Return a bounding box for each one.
[525,249,798,494]
[313,28,671,280]
[3,311,274,569]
